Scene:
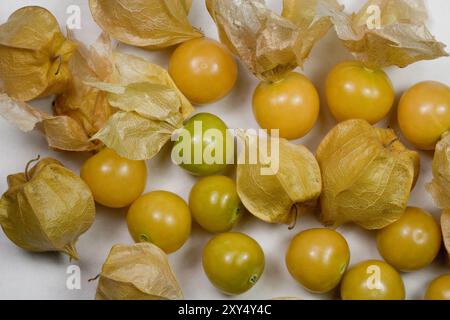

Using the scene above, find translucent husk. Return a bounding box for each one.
[324,0,448,68]
[316,119,420,230]
[87,52,194,160]
[0,6,77,101]
[426,132,450,209]
[0,157,95,260]
[206,0,342,81]
[95,243,183,300]
[54,32,115,138]
[442,210,450,258]
[237,133,322,225]
[89,0,202,50]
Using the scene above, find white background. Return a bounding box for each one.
[0,0,449,300]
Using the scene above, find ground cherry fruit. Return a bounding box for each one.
[325,61,395,124]
[398,81,450,150]
[377,207,442,272]
[127,191,191,254]
[80,148,147,208]
[340,260,405,300]
[286,228,350,293]
[189,176,242,233]
[169,37,238,105]
[203,232,265,295]
[253,72,320,140]
[425,274,450,300]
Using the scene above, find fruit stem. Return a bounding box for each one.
[288,205,298,230]
[24,155,41,182]
[54,55,62,76]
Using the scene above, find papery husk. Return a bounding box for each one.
[87,53,194,160]
[89,0,202,50]
[206,0,341,80]
[325,0,448,68]
[0,6,77,101]
[316,119,420,230]
[0,158,95,260]
[442,210,450,257]
[237,134,322,225]
[96,243,183,300]
[54,32,114,138]
[0,94,98,151]
[427,132,450,209]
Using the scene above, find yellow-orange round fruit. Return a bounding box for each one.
[169,37,237,105]
[80,148,147,208]
[325,61,395,124]
[127,191,191,254]
[398,81,450,150]
[377,207,442,272]
[252,72,320,140]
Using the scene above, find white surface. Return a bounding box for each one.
[0,0,449,300]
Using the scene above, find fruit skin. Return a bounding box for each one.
[377,207,442,272]
[252,72,320,140]
[127,191,191,254]
[189,176,242,233]
[285,228,350,293]
[425,274,450,300]
[173,113,231,176]
[340,260,405,300]
[202,232,265,295]
[325,61,395,124]
[169,37,238,105]
[80,148,147,208]
[398,81,450,150]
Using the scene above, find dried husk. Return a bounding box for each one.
[237,134,322,225]
[0,6,77,101]
[96,243,183,300]
[207,0,342,80]
[316,119,420,230]
[427,132,450,209]
[324,0,448,68]
[0,94,98,151]
[87,53,194,160]
[442,210,450,257]
[89,0,202,50]
[0,158,95,259]
[54,32,114,138]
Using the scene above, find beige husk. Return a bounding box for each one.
[0,32,115,152]
[96,243,183,300]
[87,52,194,160]
[324,0,448,68]
[0,6,77,101]
[316,119,420,230]
[89,0,202,50]
[0,158,95,260]
[442,210,450,258]
[427,132,450,209]
[206,0,342,80]
[237,133,322,225]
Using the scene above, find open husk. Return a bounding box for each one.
[0,6,77,101]
[54,32,114,139]
[0,158,95,260]
[325,0,448,68]
[206,0,342,80]
[96,243,183,300]
[89,0,202,50]
[317,119,420,230]
[87,52,194,160]
[427,132,450,209]
[237,133,322,225]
